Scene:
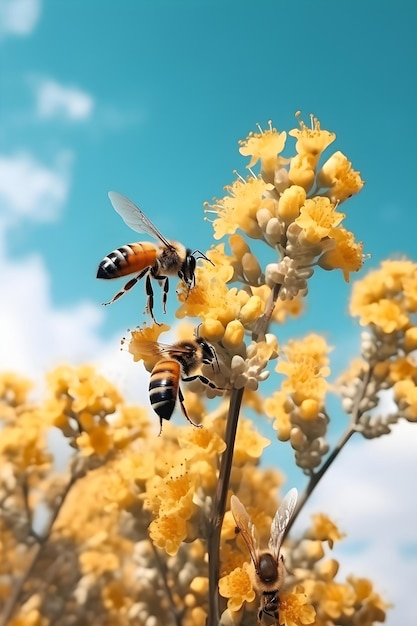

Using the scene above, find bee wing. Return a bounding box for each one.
[230,495,260,568]
[131,340,194,359]
[108,191,173,248]
[268,488,298,559]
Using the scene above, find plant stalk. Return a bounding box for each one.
[206,386,244,626]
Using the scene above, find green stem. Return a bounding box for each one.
[206,387,244,626]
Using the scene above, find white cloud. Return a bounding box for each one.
[0,0,41,37]
[35,79,94,121]
[0,249,149,407]
[0,151,72,226]
[294,421,417,626]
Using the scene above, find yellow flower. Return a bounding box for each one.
[148,514,188,556]
[0,372,32,407]
[393,379,417,421]
[314,581,356,619]
[288,153,317,191]
[206,175,274,240]
[319,227,364,282]
[283,334,331,369]
[348,575,389,619]
[218,564,256,612]
[77,424,113,456]
[317,150,365,203]
[308,513,345,548]
[356,299,409,333]
[79,549,119,576]
[277,355,329,406]
[289,112,336,159]
[127,322,171,367]
[279,588,316,626]
[239,121,287,173]
[177,423,226,458]
[264,391,293,441]
[277,185,307,222]
[234,418,270,465]
[295,197,345,244]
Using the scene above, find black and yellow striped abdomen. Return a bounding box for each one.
[97,242,158,279]
[149,359,181,422]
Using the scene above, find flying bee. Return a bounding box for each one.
[134,336,219,435]
[97,191,211,323]
[230,488,298,625]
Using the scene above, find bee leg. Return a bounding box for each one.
[145,273,161,325]
[181,374,219,390]
[178,386,202,428]
[102,268,149,306]
[156,275,169,314]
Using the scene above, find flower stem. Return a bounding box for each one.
[206,386,244,626]
[284,424,356,537]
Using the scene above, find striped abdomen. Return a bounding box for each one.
[97,242,157,279]
[149,359,180,422]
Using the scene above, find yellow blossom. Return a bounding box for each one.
[279,588,316,626]
[77,424,112,456]
[355,299,409,333]
[308,513,345,548]
[313,581,356,619]
[206,175,274,240]
[404,327,417,352]
[223,319,245,348]
[319,227,364,282]
[289,112,336,159]
[288,152,317,191]
[0,372,32,407]
[264,391,293,441]
[127,322,170,367]
[277,355,329,406]
[177,424,226,458]
[239,121,287,173]
[295,197,345,244]
[218,564,256,612]
[148,514,188,556]
[317,150,365,203]
[277,185,307,222]
[393,379,417,421]
[234,419,270,465]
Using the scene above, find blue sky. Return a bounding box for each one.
[1,0,416,623]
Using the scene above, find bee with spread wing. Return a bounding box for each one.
[230,488,298,624]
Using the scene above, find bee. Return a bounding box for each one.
[97,191,211,323]
[134,336,219,434]
[230,488,298,625]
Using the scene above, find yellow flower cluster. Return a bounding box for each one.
[339,259,417,434]
[264,334,331,471]
[206,113,364,312]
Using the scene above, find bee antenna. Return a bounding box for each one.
[191,249,215,267]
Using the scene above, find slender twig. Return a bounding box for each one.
[206,387,244,626]
[0,473,78,626]
[150,540,183,626]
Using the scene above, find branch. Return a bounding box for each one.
[206,386,244,626]
[0,473,79,626]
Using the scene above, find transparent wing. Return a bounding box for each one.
[108,191,173,247]
[230,495,260,568]
[130,340,194,359]
[268,488,298,559]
